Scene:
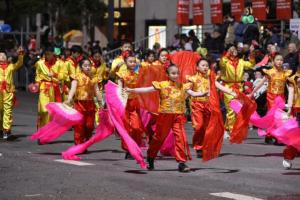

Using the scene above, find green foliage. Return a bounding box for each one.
[2,0,107,34]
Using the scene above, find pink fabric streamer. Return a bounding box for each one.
[139,109,175,156]
[270,118,300,151]
[160,131,175,156]
[30,103,83,144]
[62,109,115,160]
[230,97,286,136]
[105,81,146,169]
[229,99,243,114]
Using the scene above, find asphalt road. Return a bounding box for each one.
[0,91,299,200]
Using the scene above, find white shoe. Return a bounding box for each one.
[282,159,292,169]
[224,131,230,140]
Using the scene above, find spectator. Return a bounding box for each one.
[284,43,299,74]
[188,30,200,51]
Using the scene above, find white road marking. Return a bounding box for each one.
[25,194,42,197]
[54,159,95,166]
[210,192,263,200]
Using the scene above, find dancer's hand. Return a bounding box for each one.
[63,100,72,107]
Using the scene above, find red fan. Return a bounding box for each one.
[30,103,83,144]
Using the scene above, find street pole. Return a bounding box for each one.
[108,0,114,46]
[36,13,41,50]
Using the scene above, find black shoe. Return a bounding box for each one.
[196,150,202,158]
[178,163,191,173]
[3,130,12,141]
[264,136,275,144]
[125,152,133,160]
[147,157,155,170]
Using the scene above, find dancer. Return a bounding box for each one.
[35,46,65,129]
[110,40,132,80]
[89,48,108,125]
[282,71,300,169]
[116,51,145,158]
[250,53,293,144]
[127,65,193,172]
[0,47,24,139]
[64,57,102,144]
[186,58,236,159]
[219,44,255,137]
[62,45,83,100]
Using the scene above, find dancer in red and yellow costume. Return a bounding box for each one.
[116,51,144,158]
[35,46,66,129]
[62,45,83,100]
[64,57,102,144]
[282,68,300,169]
[141,50,156,69]
[219,44,255,136]
[110,40,132,80]
[251,53,293,144]
[89,48,108,125]
[127,65,192,172]
[187,59,237,159]
[0,47,24,139]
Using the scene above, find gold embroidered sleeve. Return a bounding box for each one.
[152,81,162,90]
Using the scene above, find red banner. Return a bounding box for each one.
[177,0,190,25]
[276,0,291,20]
[210,0,223,24]
[193,0,204,25]
[252,0,267,20]
[231,0,244,21]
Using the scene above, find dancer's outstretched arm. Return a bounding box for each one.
[126,86,156,93]
[65,80,78,105]
[215,81,237,97]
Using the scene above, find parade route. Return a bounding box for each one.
[0,91,299,200]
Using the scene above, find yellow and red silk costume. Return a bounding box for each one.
[263,68,292,109]
[116,68,144,150]
[187,71,210,151]
[187,70,225,161]
[62,56,79,100]
[89,57,108,125]
[0,55,23,132]
[73,71,98,144]
[147,80,192,163]
[35,58,65,128]
[283,72,300,160]
[219,54,255,132]
[110,55,127,80]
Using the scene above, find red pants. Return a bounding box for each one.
[74,100,95,145]
[267,93,285,110]
[148,113,191,162]
[292,107,300,117]
[122,98,144,151]
[283,146,299,160]
[191,101,211,151]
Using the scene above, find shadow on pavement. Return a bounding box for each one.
[218,152,283,158]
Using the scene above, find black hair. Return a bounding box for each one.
[166,64,178,75]
[91,47,102,56]
[70,45,83,54]
[79,56,91,68]
[144,49,155,58]
[196,58,210,67]
[121,40,132,47]
[158,48,169,57]
[44,45,55,53]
